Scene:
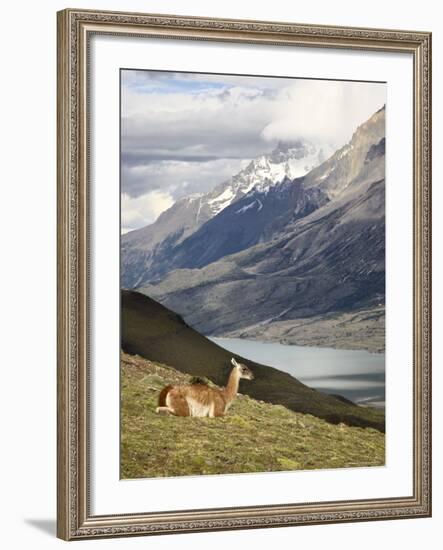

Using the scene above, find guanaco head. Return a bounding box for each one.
[231,358,254,380]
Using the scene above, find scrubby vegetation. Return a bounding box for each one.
[121,352,385,479]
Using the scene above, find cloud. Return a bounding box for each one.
[122,157,249,201]
[121,85,274,173]
[121,70,386,228]
[121,70,286,96]
[121,190,174,233]
[260,79,386,146]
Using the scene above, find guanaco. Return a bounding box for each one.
[155,358,254,417]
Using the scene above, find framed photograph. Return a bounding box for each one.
[57,8,432,540]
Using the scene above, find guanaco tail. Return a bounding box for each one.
[155,358,254,417]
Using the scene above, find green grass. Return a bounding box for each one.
[121,352,385,479]
[122,290,385,432]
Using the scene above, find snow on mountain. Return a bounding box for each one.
[235,199,263,215]
[205,140,331,216]
[121,138,330,288]
[139,108,386,344]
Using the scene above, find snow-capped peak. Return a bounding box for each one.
[205,140,331,216]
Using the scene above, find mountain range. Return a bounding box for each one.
[122,107,386,351]
[121,139,331,288]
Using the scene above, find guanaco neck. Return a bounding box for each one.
[223,367,241,404]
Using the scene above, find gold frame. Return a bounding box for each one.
[57,8,432,541]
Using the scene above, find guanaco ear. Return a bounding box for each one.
[231,357,239,368]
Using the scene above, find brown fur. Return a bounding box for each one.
[158,385,173,407]
[155,358,254,417]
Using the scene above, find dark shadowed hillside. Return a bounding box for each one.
[122,290,385,432]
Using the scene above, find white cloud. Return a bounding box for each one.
[121,71,386,229]
[122,157,249,201]
[121,190,174,233]
[260,80,386,146]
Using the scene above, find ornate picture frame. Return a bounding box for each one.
[57,8,431,540]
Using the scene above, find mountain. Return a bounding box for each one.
[138,176,330,280]
[139,108,386,349]
[121,139,330,288]
[121,290,385,431]
[227,306,386,353]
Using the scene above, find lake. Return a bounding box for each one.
[210,337,385,409]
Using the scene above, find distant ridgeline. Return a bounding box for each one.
[121,108,386,352]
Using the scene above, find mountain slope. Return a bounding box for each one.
[226,306,385,353]
[121,290,385,431]
[140,179,384,339]
[121,352,385,479]
[139,109,385,349]
[303,106,385,198]
[121,139,330,288]
[142,177,329,279]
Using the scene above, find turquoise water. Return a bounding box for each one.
[210,337,385,409]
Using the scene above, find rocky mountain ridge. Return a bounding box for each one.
[138,107,386,349]
[121,139,331,288]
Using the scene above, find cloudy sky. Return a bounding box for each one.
[121,70,386,233]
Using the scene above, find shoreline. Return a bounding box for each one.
[208,335,385,409]
[215,306,386,355]
[210,333,385,355]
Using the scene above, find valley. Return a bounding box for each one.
[122,108,386,353]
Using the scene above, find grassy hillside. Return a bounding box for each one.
[122,290,385,432]
[121,352,385,479]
